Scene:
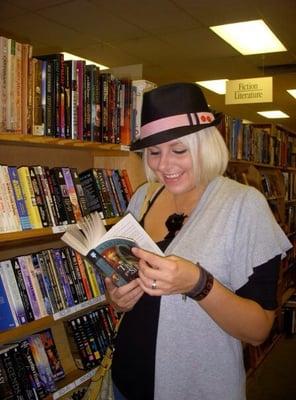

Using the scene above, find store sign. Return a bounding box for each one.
[225,77,273,104]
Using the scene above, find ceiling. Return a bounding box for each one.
[1,0,296,132]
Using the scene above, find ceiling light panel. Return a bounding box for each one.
[210,20,287,55]
[196,79,228,95]
[257,110,289,119]
[287,89,296,99]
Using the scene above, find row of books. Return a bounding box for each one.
[219,116,291,167]
[282,172,296,201]
[0,246,106,331]
[0,35,156,144]
[0,163,133,233]
[79,167,132,219]
[0,328,64,399]
[66,305,118,371]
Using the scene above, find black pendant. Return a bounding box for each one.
[165,213,187,239]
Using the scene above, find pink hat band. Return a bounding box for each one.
[141,112,215,139]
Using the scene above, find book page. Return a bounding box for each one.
[97,213,164,256]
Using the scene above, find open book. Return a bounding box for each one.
[61,212,163,287]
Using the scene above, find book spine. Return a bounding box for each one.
[74,251,93,300]
[17,166,42,229]
[70,168,89,216]
[62,167,82,222]
[32,58,44,135]
[67,318,91,370]
[78,169,104,218]
[28,166,51,227]
[50,249,75,308]
[44,166,64,225]
[10,257,35,322]
[31,253,53,315]
[96,168,117,218]
[64,247,87,303]
[1,165,22,232]
[35,252,59,314]
[34,165,57,226]
[7,166,31,230]
[106,168,123,215]
[120,168,133,199]
[83,259,100,297]
[17,255,41,320]
[0,273,17,331]
[0,37,8,133]
[59,248,79,305]
[50,167,76,224]
[0,260,27,325]
[81,314,101,363]
[41,250,65,312]
[112,169,128,213]
[76,60,85,140]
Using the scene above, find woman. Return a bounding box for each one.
[105,82,291,400]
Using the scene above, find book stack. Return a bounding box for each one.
[66,305,118,370]
[0,328,64,398]
[0,247,106,331]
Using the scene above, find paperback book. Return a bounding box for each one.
[61,212,163,287]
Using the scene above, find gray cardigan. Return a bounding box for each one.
[127,176,291,400]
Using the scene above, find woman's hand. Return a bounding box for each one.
[105,277,144,312]
[132,247,199,296]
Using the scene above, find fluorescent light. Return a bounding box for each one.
[257,110,289,119]
[242,119,253,124]
[287,89,296,99]
[210,20,287,55]
[196,79,228,94]
[61,52,109,69]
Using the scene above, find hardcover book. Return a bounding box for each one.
[61,211,163,287]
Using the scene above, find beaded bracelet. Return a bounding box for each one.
[185,264,214,301]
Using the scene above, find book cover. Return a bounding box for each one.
[0,347,26,399]
[38,329,65,381]
[61,211,163,287]
[19,339,48,399]
[27,334,56,393]
[0,353,14,399]
[63,247,88,303]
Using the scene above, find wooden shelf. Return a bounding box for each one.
[0,132,130,156]
[0,227,64,248]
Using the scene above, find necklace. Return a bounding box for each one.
[164,212,187,239]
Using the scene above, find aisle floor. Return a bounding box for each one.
[246,336,296,400]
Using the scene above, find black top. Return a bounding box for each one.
[111,193,280,399]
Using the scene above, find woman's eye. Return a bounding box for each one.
[148,150,160,156]
[173,148,187,154]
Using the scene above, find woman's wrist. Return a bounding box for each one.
[185,263,214,301]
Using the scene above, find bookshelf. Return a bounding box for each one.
[223,118,296,374]
[0,134,145,399]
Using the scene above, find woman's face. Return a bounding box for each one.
[146,139,196,194]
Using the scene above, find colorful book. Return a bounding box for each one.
[38,329,65,381]
[17,166,43,229]
[62,167,83,222]
[61,211,163,287]
[0,260,27,325]
[0,274,17,331]
[7,166,31,230]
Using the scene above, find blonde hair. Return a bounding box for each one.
[143,126,229,185]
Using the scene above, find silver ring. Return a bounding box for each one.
[152,279,157,290]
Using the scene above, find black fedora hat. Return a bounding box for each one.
[130,82,221,151]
